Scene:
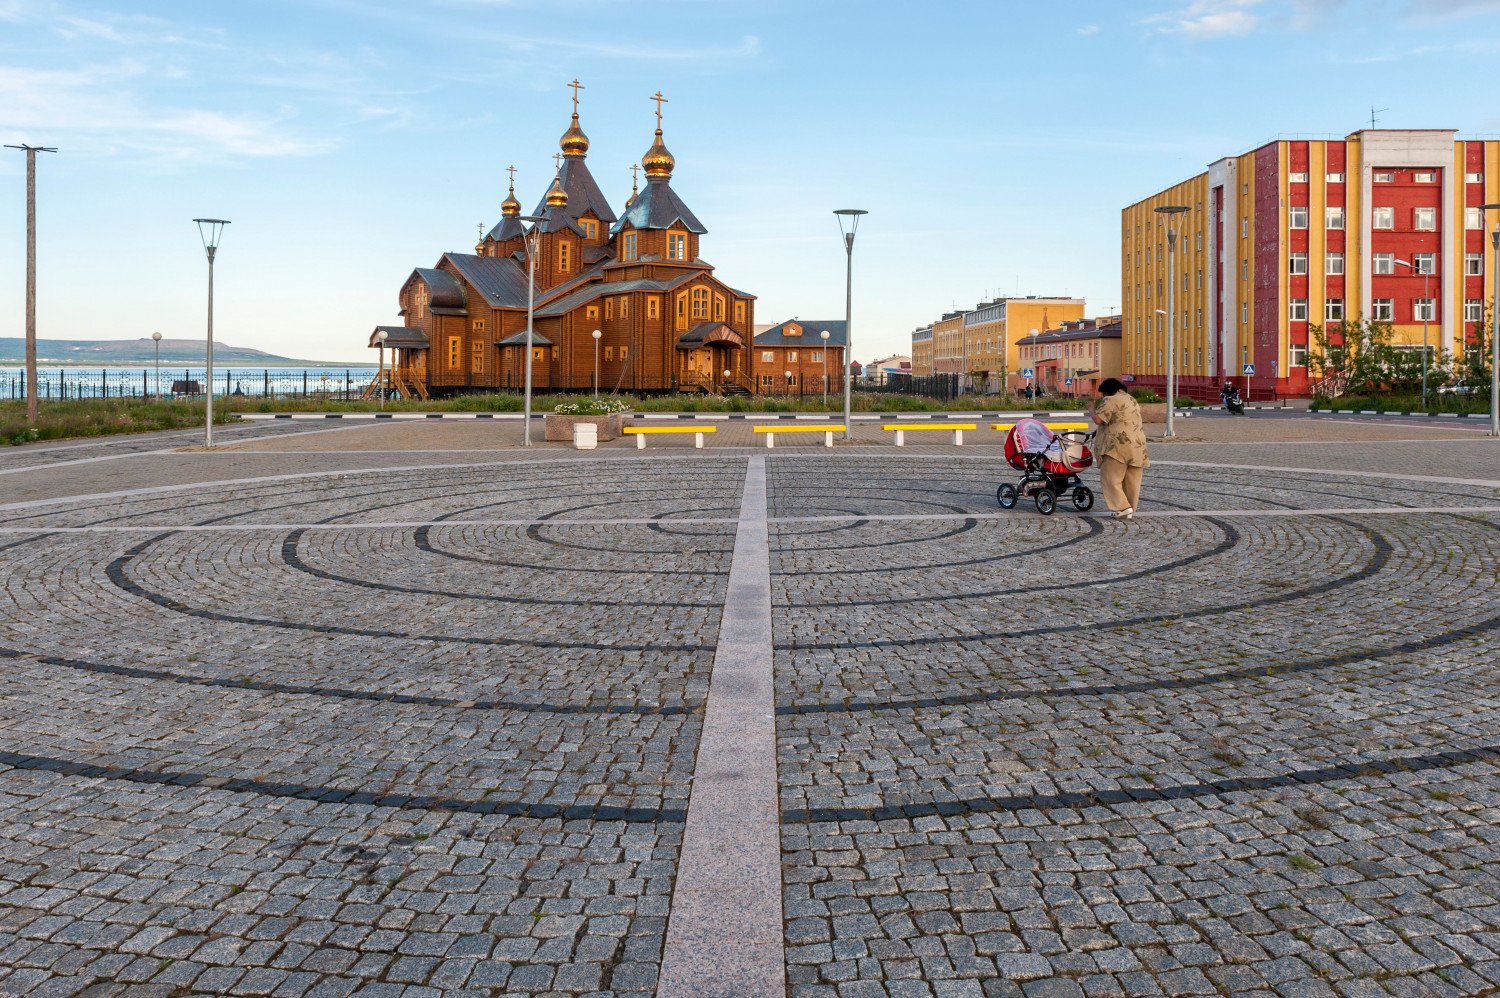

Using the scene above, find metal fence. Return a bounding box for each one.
[870,373,961,400]
[1,368,377,402]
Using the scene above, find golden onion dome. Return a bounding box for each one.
[501,185,521,217]
[560,112,589,158]
[545,174,569,208]
[642,128,675,179]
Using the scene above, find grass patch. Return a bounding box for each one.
[2,398,233,445]
[1310,392,1489,415]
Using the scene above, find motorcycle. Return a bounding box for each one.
[1221,386,1246,415]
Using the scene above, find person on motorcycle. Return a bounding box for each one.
[1221,382,1245,415]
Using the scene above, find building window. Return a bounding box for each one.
[1326,298,1344,321]
[1326,252,1345,274]
[1413,171,1436,183]
[586,305,599,320]
[1414,207,1436,230]
[1373,207,1394,229]
[580,219,597,239]
[734,301,746,325]
[713,294,725,322]
[1414,253,1435,275]
[811,351,822,362]
[759,374,774,388]
[1467,207,1483,230]
[1372,298,1394,321]
[1466,171,1484,183]
[788,351,798,362]
[1290,344,1308,368]
[1466,253,1484,276]
[1241,302,1248,324]
[690,287,710,320]
[667,231,687,260]
[1326,207,1345,230]
[447,336,461,368]
[1374,171,1394,183]
[1289,171,1308,183]
[552,346,559,360]
[1414,298,1436,322]
[1326,172,1345,183]
[1289,206,1309,229]
[1241,218,1249,238]
[762,351,774,363]
[623,231,638,260]
[1465,298,1483,322]
[472,319,486,332]
[471,340,484,373]
[604,346,613,361]
[1374,253,1395,275]
[1240,260,1248,282]
[605,298,613,320]
[558,241,571,272]
[1289,253,1308,275]
[532,347,545,361]
[1289,298,1308,322]
[620,345,629,360]
[647,296,660,319]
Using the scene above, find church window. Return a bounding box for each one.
[471,341,484,373]
[532,347,545,361]
[713,294,725,322]
[620,345,629,360]
[552,347,559,360]
[668,231,687,260]
[734,301,745,325]
[691,287,710,320]
[647,296,660,319]
[623,232,638,261]
[605,299,614,320]
[586,305,599,320]
[676,293,688,330]
[581,219,597,239]
[448,337,461,368]
[605,346,614,361]
[471,319,485,333]
[558,241,571,272]
[620,297,629,319]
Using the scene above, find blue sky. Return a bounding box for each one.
[2,0,1499,364]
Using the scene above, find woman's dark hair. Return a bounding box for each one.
[1098,378,1126,396]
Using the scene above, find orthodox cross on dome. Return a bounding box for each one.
[568,78,585,111]
[477,222,485,239]
[553,152,563,172]
[506,164,517,191]
[630,163,639,192]
[651,90,668,127]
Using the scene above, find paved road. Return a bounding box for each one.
[0,419,1496,997]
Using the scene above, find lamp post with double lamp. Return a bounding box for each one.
[374,329,388,411]
[1154,204,1189,438]
[820,329,830,405]
[519,215,546,446]
[1479,205,1500,436]
[1389,258,1431,410]
[192,219,229,449]
[834,209,867,440]
[151,331,162,399]
[591,329,601,395]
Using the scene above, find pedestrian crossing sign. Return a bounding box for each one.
[1242,364,1255,376]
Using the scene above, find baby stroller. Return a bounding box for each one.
[997,417,1095,515]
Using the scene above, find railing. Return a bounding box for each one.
[2,368,376,402]
[1309,373,1348,398]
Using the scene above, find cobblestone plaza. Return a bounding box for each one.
[0,418,1497,997]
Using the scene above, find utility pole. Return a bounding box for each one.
[6,143,57,425]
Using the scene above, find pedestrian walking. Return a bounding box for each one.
[1087,378,1149,519]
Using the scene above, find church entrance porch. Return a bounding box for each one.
[676,323,746,394]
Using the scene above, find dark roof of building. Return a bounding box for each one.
[676,322,747,349]
[369,326,428,349]
[497,329,554,347]
[442,254,533,309]
[484,216,527,243]
[534,271,695,318]
[530,158,616,224]
[1030,319,1123,344]
[755,319,847,347]
[611,177,706,235]
[413,268,466,310]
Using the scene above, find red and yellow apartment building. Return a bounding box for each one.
[1123,129,1500,399]
[912,297,1086,387]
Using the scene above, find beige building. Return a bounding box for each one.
[916,297,1086,391]
[911,326,933,375]
[1017,316,1122,397]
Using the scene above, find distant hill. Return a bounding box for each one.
[0,337,354,367]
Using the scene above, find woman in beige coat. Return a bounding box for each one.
[1087,378,1149,519]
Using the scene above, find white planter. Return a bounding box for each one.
[573,423,598,450]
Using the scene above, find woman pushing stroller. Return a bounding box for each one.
[1087,378,1150,520]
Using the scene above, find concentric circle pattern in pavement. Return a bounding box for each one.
[0,433,1497,997]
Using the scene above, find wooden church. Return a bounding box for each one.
[369,84,798,398]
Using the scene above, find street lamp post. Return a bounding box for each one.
[820,329,830,406]
[785,369,793,397]
[1479,205,1500,436]
[374,329,388,411]
[5,143,56,425]
[151,331,162,400]
[192,219,229,449]
[1154,204,1189,438]
[519,215,545,446]
[834,209,868,440]
[1390,258,1431,409]
[591,329,602,396]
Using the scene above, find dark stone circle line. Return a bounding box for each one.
[776,590,1500,716]
[0,645,698,716]
[412,525,732,578]
[0,748,684,824]
[770,515,973,550]
[776,516,1389,650]
[106,534,715,653]
[779,742,1500,824]
[280,529,718,610]
[774,499,1221,608]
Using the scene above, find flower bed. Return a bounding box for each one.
[544,398,631,441]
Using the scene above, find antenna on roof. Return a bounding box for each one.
[1369,105,1388,129]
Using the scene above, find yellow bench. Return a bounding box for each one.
[751,424,845,448]
[991,422,1091,432]
[623,425,717,449]
[881,423,977,446]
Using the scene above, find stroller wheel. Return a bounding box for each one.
[1034,489,1056,515]
[997,483,1018,509]
[1072,486,1095,512]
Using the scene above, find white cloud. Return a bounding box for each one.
[1077,23,1101,35]
[1142,0,1263,39]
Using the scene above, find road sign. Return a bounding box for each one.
[1242,363,1255,376]
[1021,368,1034,379]
[1064,378,1073,387]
